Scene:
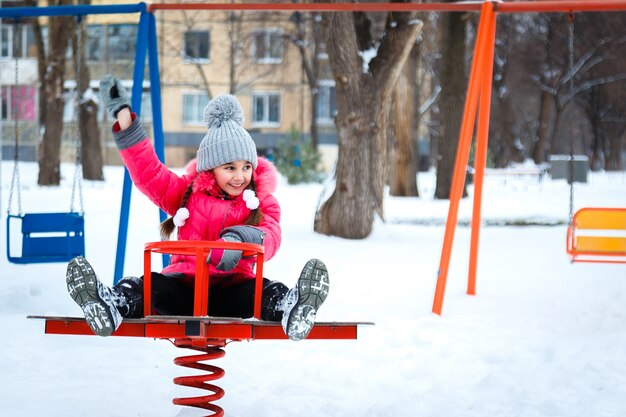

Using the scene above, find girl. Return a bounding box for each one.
[65,75,329,341]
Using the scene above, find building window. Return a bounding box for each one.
[184,31,210,63]
[1,24,36,58]
[316,81,337,124]
[252,93,280,126]
[108,24,137,60]
[87,25,105,61]
[1,86,37,121]
[252,30,282,63]
[183,92,209,125]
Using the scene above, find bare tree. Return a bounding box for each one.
[576,13,626,171]
[231,13,293,95]
[287,10,323,149]
[434,10,467,199]
[27,0,73,186]
[388,42,420,197]
[530,14,626,164]
[71,6,104,181]
[488,14,526,167]
[314,6,423,239]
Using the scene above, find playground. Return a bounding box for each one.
[1,1,625,416]
[1,161,625,417]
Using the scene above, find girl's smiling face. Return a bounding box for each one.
[212,160,253,197]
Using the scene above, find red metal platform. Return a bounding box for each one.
[28,315,370,342]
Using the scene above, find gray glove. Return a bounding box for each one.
[207,226,265,272]
[100,75,131,118]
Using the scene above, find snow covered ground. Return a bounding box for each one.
[1,161,625,417]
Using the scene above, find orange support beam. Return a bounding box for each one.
[432,1,496,315]
[467,7,498,296]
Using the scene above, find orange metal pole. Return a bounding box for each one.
[467,9,497,296]
[432,1,495,315]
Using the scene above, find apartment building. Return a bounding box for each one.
[1,1,339,170]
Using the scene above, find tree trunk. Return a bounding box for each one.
[314,87,380,238]
[548,105,563,156]
[314,10,378,239]
[38,97,65,185]
[434,12,466,200]
[532,90,553,164]
[38,11,72,185]
[314,8,422,239]
[586,87,604,171]
[605,126,624,171]
[73,11,104,181]
[388,53,419,197]
[78,100,104,180]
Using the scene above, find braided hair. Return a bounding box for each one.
[244,178,263,226]
[159,177,263,241]
[159,180,195,241]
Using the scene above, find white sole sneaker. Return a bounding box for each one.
[282,259,330,341]
[66,256,122,337]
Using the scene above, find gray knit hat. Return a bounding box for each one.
[196,94,258,172]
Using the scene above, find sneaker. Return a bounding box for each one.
[281,259,330,341]
[66,256,122,337]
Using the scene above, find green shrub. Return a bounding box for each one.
[273,126,324,184]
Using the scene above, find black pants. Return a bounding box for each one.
[115,272,288,322]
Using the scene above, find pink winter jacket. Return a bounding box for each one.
[113,114,281,287]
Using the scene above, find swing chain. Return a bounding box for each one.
[7,22,22,216]
[567,13,575,226]
[70,16,85,215]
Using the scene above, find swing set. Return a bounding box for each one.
[2,1,625,416]
[5,20,86,264]
[429,0,626,317]
[559,15,626,265]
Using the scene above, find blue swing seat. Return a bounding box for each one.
[7,212,85,264]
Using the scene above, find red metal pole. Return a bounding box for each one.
[194,248,205,316]
[148,2,484,13]
[144,249,152,317]
[432,1,495,315]
[253,253,264,320]
[495,1,626,13]
[147,1,626,13]
[467,9,497,296]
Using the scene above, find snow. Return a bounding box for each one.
[1,161,626,417]
[358,47,377,74]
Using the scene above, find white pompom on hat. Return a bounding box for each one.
[196,94,258,172]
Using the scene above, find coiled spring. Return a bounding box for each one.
[172,338,226,417]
